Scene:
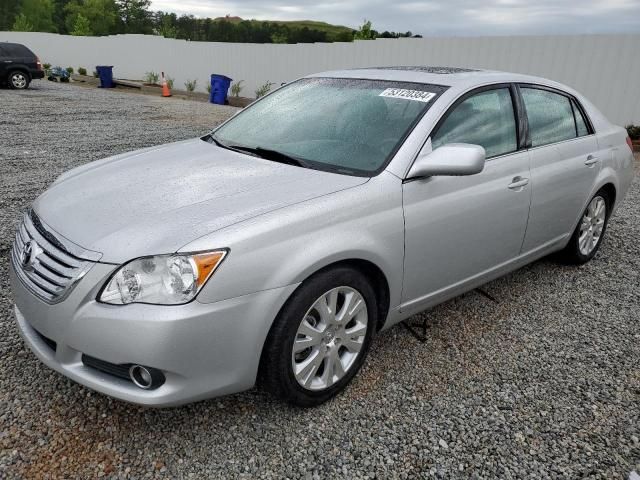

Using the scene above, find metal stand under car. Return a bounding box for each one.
[401,287,499,343]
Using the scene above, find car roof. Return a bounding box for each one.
[307,66,573,95]
[0,42,34,55]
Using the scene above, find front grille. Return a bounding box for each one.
[82,354,132,381]
[10,210,99,303]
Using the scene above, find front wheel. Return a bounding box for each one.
[8,71,30,90]
[558,190,610,264]
[260,267,376,407]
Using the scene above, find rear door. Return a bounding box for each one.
[401,85,532,311]
[518,85,601,252]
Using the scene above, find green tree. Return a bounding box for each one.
[70,13,92,35]
[12,14,34,32]
[53,0,73,33]
[15,0,57,32]
[155,12,177,38]
[116,0,153,33]
[270,32,288,44]
[1,0,21,31]
[354,19,376,40]
[65,0,117,36]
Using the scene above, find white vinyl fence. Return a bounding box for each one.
[1,32,639,125]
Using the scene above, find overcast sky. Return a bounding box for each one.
[149,0,640,36]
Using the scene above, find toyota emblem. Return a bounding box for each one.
[21,240,42,271]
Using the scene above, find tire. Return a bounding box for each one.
[558,189,611,265]
[8,71,30,90]
[260,266,377,407]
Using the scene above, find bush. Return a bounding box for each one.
[231,80,244,97]
[626,124,640,141]
[206,83,211,94]
[166,76,174,90]
[184,79,197,92]
[144,71,159,85]
[43,63,51,70]
[255,81,274,98]
[66,67,74,75]
[78,67,87,76]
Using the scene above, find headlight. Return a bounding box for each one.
[99,250,227,305]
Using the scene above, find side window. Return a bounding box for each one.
[431,88,517,158]
[4,44,29,58]
[572,99,590,137]
[521,88,576,147]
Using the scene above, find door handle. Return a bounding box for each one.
[508,177,529,190]
[584,155,599,166]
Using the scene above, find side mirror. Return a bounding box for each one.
[407,143,486,179]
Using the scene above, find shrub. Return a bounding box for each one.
[78,67,87,76]
[165,76,174,89]
[184,79,197,92]
[144,71,159,85]
[92,70,98,78]
[66,67,74,75]
[231,80,244,97]
[255,81,274,98]
[206,83,211,94]
[626,124,640,141]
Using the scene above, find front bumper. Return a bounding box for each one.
[10,259,298,407]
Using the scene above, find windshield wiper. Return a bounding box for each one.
[227,145,309,168]
[207,133,238,152]
[207,134,309,168]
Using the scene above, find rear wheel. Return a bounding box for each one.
[558,189,610,264]
[8,71,30,90]
[260,266,376,407]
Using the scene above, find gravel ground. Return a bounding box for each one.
[1,81,639,479]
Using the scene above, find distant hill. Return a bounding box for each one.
[214,16,355,42]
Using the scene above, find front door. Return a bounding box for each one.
[401,85,532,312]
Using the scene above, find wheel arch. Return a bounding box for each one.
[8,67,31,80]
[270,257,392,335]
[304,258,391,333]
[598,182,616,214]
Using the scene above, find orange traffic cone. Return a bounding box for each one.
[161,71,171,97]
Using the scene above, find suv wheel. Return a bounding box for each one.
[9,71,30,89]
[260,266,376,407]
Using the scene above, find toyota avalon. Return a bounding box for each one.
[10,67,635,407]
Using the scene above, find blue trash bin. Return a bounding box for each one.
[96,65,114,88]
[209,74,232,104]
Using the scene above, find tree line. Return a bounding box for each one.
[1,0,420,43]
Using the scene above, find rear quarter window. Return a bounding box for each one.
[4,43,34,58]
[572,99,591,137]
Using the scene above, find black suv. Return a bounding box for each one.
[0,42,44,89]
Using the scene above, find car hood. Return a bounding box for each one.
[34,139,368,263]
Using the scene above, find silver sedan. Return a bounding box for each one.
[9,67,635,407]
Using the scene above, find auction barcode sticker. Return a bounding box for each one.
[379,88,436,103]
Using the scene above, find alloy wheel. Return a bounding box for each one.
[291,286,368,391]
[578,195,606,255]
[11,72,27,89]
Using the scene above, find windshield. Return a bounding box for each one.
[212,77,447,176]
